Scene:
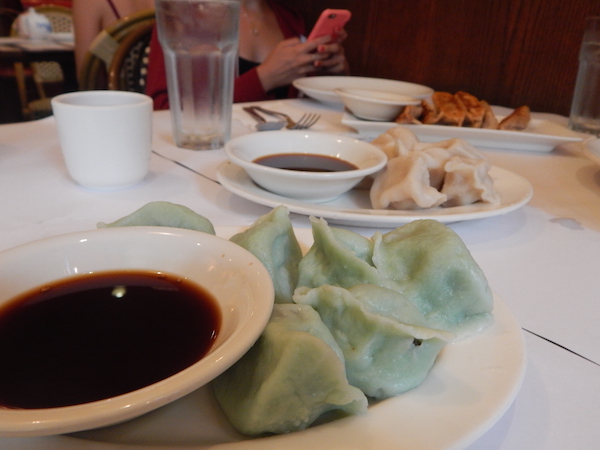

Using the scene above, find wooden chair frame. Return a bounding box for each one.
[79,8,155,91]
[107,19,155,92]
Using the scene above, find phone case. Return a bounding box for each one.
[307,9,351,41]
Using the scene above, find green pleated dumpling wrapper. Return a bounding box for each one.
[212,303,368,435]
[371,219,494,338]
[97,201,215,234]
[297,216,381,289]
[229,205,302,303]
[294,284,452,399]
[298,217,493,339]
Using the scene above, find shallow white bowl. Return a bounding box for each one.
[0,227,274,437]
[334,88,421,121]
[224,130,387,202]
[293,76,433,106]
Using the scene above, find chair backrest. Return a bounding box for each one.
[34,4,72,33]
[79,8,155,91]
[107,19,155,92]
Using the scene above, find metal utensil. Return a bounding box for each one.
[242,107,285,131]
[250,106,320,129]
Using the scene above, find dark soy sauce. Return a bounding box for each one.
[0,270,221,409]
[253,153,359,172]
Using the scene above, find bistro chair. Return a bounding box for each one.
[107,19,155,92]
[79,8,155,91]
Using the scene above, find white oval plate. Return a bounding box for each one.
[293,76,434,106]
[216,161,533,227]
[341,111,584,152]
[0,227,526,450]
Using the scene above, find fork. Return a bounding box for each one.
[242,107,285,131]
[251,106,320,130]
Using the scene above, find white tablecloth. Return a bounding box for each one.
[0,99,599,449]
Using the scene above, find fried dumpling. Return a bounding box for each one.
[97,201,215,234]
[229,205,302,304]
[441,156,501,207]
[423,91,466,126]
[480,100,499,129]
[212,303,368,435]
[498,105,531,130]
[394,103,423,124]
[294,284,451,399]
[454,91,486,128]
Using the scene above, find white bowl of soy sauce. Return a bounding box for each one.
[0,227,274,437]
[224,130,387,202]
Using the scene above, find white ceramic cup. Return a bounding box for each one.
[51,91,153,190]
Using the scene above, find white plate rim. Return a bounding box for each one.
[341,112,583,152]
[0,227,527,450]
[216,161,533,227]
[293,76,434,105]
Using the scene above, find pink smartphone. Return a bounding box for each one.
[307,9,351,41]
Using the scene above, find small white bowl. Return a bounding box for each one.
[0,227,274,437]
[224,130,387,202]
[334,88,421,121]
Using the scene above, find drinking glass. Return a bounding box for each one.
[155,0,240,150]
[569,16,600,135]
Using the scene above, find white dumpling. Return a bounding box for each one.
[414,137,488,161]
[370,152,447,210]
[212,303,368,435]
[419,146,452,190]
[441,156,501,206]
[370,126,419,159]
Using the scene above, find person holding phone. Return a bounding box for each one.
[145,0,350,108]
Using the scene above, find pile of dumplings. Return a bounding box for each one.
[369,126,501,210]
[219,206,494,435]
[100,202,494,436]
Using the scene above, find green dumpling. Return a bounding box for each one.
[298,217,493,339]
[212,303,368,435]
[372,219,494,337]
[97,201,215,234]
[294,285,451,399]
[297,216,381,289]
[229,206,302,303]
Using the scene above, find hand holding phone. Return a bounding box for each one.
[307,9,351,42]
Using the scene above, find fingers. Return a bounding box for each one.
[312,43,346,69]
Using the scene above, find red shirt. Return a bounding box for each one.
[145,1,305,110]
